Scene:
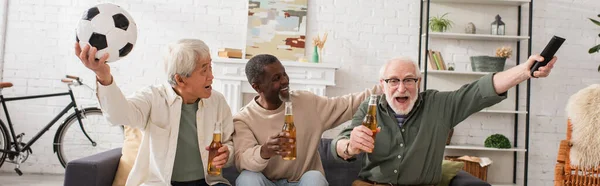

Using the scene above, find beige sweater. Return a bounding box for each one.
[233,87,379,181]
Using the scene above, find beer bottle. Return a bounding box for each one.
[207,122,223,175]
[362,95,378,152]
[282,101,297,160]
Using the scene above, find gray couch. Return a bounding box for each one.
[64,138,490,186]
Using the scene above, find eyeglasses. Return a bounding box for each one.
[383,78,418,87]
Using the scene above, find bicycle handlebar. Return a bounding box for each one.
[62,75,84,86]
[0,82,13,88]
[62,75,95,91]
[65,75,80,81]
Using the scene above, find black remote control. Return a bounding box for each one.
[530,36,565,77]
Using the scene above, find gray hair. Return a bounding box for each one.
[164,39,210,86]
[378,57,421,79]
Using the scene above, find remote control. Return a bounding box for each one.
[530,36,565,77]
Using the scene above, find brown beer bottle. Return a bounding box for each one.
[207,122,223,175]
[362,95,378,152]
[282,101,297,160]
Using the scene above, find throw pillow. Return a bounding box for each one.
[437,160,465,186]
[112,125,142,186]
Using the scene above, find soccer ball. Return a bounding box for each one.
[76,3,137,62]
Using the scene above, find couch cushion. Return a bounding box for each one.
[437,160,464,186]
[221,138,363,186]
[112,126,142,186]
[319,138,364,186]
[65,148,122,186]
[449,170,491,186]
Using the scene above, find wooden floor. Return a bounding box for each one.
[0,172,63,186]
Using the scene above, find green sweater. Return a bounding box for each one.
[331,73,506,185]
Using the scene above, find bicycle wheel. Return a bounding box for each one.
[0,121,9,168]
[55,107,124,167]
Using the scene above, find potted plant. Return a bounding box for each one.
[484,134,512,149]
[470,46,512,72]
[588,14,600,72]
[429,13,453,32]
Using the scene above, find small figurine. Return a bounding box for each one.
[465,22,476,34]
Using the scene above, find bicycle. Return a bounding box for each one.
[0,75,122,175]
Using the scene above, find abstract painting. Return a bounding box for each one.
[246,0,307,61]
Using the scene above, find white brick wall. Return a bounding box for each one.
[0,0,597,185]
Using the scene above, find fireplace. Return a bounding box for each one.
[212,58,339,114]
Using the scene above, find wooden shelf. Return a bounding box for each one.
[491,183,518,186]
[446,145,527,152]
[479,109,528,114]
[421,70,489,76]
[424,0,530,6]
[423,32,530,41]
[214,57,340,69]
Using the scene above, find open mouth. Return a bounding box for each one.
[205,85,211,90]
[280,86,289,93]
[395,96,409,103]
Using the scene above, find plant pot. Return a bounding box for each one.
[470,56,506,72]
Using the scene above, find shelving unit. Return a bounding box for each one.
[423,0,530,6]
[422,32,530,41]
[421,70,490,76]
[445,145,527,152]
[419,0,533,185]
[491,184,519,186]
[479,109,528,114]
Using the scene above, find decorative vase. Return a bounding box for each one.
[312,46,319,63]
[470,56,506,72]
[447,62,455,71]
[318,48,324,63]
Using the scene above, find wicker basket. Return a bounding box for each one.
[554,119,600,186]
[445,156,489,181]
[470,56,506,72]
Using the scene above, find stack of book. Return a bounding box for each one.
[427,49,447,70]
[218,48,243,59]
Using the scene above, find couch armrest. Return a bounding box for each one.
[319,138,364,186]
[64,148,122,186]
[449,170,491,186]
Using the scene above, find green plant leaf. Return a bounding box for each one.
[485,134,511,149]
[589,44,600,53]
[429,13,453,32]
[590,18,600,26]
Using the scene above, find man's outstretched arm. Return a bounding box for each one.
[492,55,556,94]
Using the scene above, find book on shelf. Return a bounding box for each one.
[427,49,437,70]
[434,51,446,70]
[427,49,447,70]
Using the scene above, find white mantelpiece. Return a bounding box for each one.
[212,58,339,114]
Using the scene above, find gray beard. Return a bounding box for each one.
[387,96,417,115]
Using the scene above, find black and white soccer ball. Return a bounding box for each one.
[76,3,137,62]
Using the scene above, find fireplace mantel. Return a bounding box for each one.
[212,58,339,114]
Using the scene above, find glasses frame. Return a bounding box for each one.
[383,78,419,87]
